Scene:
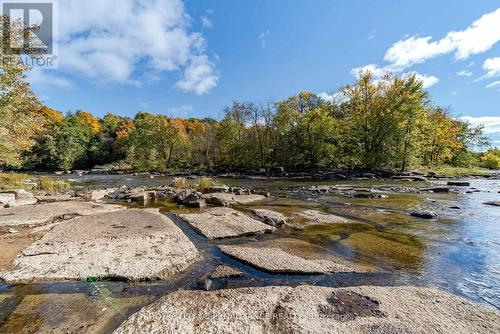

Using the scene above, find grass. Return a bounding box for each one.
[172,177,187,188]
[37,177,71,193]
[198,177,217,190]
[414,166,492,177]
[0,172,30,190]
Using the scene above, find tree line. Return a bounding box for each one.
[0,18,496,172]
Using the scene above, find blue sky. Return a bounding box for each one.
[28,0,500,145]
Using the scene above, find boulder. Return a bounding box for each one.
[35,194,74,203]
[391,175,427,181]
[114,285,499,334]
[182,192,206,208]
[201,193,265,206]
[447,181,470,186]
[0,209,200,282]
[219,238,366,274]
[420,186,450,193]
[0,192,16,207]
[410,210,438,219]
[204,185,230,193]
[0,189,37,207]
[0,201,123,227]
[178,207,275,239]
[251,208,286,227]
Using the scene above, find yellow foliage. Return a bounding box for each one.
[77,111,101,133]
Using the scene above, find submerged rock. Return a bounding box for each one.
[1,209,200,282]
[251,208,286,227]
[210,265,244,279]
[219,238,367,274]
[447,181,470,186]
[178,207,275,239]
[0,201,123,227]
[410,210,438,219]
[114,285,500,334]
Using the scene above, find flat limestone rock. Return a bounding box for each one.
[219,238,365,274]
[210,265,244,279]
[296,210,349,225]
[251,208,286,226]
[1,209,200,282]
[114,285,500,334]
[0,201,123,227]
[178,207,275,239]
[0,189,37,207]
[201,193,265,206]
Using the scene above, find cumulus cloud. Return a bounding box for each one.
[201,16,213,28]
[167,104,194,117]
[350,64,389,79]
[317,92,347,103]
[482,57,500,78]
[53,0,218,94]
[408,72,439,88]
[384,8,500,69]
[460,116,500,134]
[175,55,219,95]
[350,64,438,88]
[457,70,472,77]
[28,70,73,90]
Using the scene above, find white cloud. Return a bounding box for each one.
[482,57,500,78]
[350,64,438,88]
[175,55,219,95]
[201,16,213,28]
[317,92,347,103]
[52,0,218,94]
[407,72,439,88]
[258,30,271,48]
[28,70,73,90]
[350,64,389,79]
[457,70,472,77]
[167,104,194,117]
[138,102,149,110]
[384,8,500,69]
[485,80,500,88]
[460,116,500,134]
[451,91,457,96]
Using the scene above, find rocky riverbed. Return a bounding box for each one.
[0,173,499,333]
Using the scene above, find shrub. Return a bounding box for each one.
[37,177,71,193]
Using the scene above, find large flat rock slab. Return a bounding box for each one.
[201,193,265,206]
[0,209,200,282]
[114,285,500,334]
[0,201,123,227]
[219,238,369,274]
[178,207,275,239]
[289,209,351,228]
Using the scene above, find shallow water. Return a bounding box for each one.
[1,175,499,332]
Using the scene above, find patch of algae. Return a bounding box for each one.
[341,231,426,270]
[300,221,426,270]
